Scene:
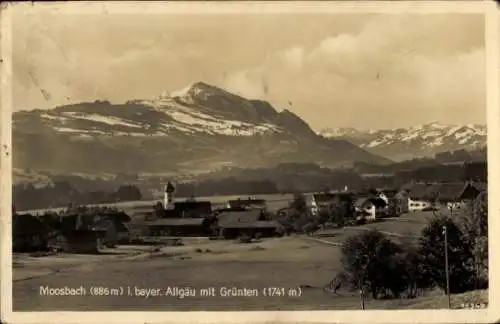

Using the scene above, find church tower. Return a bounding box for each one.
[164,181,176,210]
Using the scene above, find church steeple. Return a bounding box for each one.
[164,181,176,210]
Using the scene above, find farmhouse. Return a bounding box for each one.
[45,214,108,253]
[354,197,387,220]
[145,217,212,237]
[376,188,409,216]
[436,181,487,211]
[433,182,468,210]
[50,229,107,254]
[305,192,355,217]
[404,183,437,212]
[216,209,280,239]
[44,211,132,253]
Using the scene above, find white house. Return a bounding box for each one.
[408,199,432,212]
[354,197,387,220]
[305,192,354,217]
[405,183,435,212]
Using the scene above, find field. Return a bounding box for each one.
[12,209,475,311]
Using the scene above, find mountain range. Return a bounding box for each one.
[13,82,391,175]
[319,122,486,162]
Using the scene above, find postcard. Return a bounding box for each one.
[1,1,499,323]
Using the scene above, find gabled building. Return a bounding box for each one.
[48,213,107,254]
[376,188,409,216]
[354,197,387,220]
[403,183,437,212]
[145,217,212,237]
[439,181,487,211]
[305,191,355,217]
[433,182,469,210]
[215,209,280,239]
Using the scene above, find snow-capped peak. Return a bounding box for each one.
[318,122,486,160]
[31,82,288,139]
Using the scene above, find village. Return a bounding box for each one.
[11,175,489,311]
[12,180,486,255]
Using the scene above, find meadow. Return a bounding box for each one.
[12,209,469,311]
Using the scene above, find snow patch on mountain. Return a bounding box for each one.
[37,82,286,138]
[61,112,143,128]
[318,122,486,159]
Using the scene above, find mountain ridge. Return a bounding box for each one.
[318,122,486,161]
[12,82,391,175]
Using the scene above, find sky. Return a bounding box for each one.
[11,7,486,130]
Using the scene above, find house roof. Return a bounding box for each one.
[227,199,267,209]
[435,183,468,202]
[313,194,336,204]
[96,211,131,224]
[354,198,369,208]
[405,182,484,202]
[221,220,280,229]
[146,218,205,227]
[406,183,438,201]
[377,188,398,198]
[311,192,354,205]
[174,201,212,213]
[354,197,387,208]
[217,209,265,228]
[456,182,486,200]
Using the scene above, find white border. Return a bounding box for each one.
[1,1,499,323]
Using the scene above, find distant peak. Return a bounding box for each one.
[169,81,234,99]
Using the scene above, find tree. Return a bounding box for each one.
[340,229,403,299]
[116,185,142,201]
[285,193,315,233]
[289,193,308,215]
[457,191,488,288]
[418,216,475,294]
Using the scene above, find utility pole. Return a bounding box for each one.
[359,287,365,310]
[443,225,451,309]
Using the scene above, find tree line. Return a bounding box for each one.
[13,182,142,211]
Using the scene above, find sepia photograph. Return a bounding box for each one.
[1,1,499,323]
